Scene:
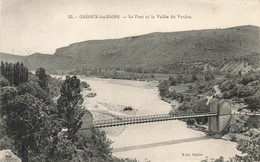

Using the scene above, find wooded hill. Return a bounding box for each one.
[0,25,259,73]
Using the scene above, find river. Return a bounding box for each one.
[54,76,240,162]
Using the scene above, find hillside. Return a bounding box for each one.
[0,25,259,73]
[0,52,23,63]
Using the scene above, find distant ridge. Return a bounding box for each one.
[0,52,24,63]
[0,25,259,73]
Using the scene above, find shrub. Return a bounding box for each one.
[204,71,215,81]
[0,77,9,87]
[245,116,260,128]
[124,107,133,111]
[186,119,195,126]
[81,81,90,89]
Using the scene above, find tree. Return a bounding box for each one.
[0,87,17,117]
[36,67,48,89]
[204,71,215,81]
[7,62,13,85]
[0,77,9,87]
[75,128,113,161]
[28,120,78,162]
[191,73,198,82]
[49,136,79,162]
[177,74,183,84]
[169,76,177,86]
[1,61,5,76]
[57,75,85,140]
[24,68,29,83]
[244,91,260,112]
[17,80,52,106]
[158,80,170,97]
[4,94,48,162]
[0,62,28,86]
[0,74,77,162]
[0,117,15,151]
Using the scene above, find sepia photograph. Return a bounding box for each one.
[0,0,260,161]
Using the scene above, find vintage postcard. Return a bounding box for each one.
[0,0,259,162]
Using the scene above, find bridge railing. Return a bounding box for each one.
[93,112,217,128]
[233,112,260,116]
[80,111,260,129]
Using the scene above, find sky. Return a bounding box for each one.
[0,0,259,56]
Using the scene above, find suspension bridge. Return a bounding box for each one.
[81,99,260,133]
[93,112,217,128]
[92,111,259,128]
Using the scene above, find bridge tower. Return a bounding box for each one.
[208,99,232,133]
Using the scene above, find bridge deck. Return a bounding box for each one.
[233,112,260,116]
[93,113,217,128]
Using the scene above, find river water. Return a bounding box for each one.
[55,76,240,162]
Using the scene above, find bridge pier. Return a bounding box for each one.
[208,99,232,133]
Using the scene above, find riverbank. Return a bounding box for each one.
[164,81,260,153]
[51,75,240,161]
[78,77,240,161]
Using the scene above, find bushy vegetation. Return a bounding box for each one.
[203,136,260,162]
[158,72,217,102]
[186,80,219,95]
[57,75,85,140]
[245,116,260,129]
[168,73,199,86]
[80,81,90,89]
[47,75,63,98]
[0,67,64,161]
[219,70,260,112]
[0,117,15,151]
[36,67,48,89]
[159,69,260,120]
[70,68,155,81]
[0,75,9,87]
[75,128,112,161]
[158,72,219,127]
[157,68,260,161]
[235,136,260,161]
[204,70,215,81]
[124,106,133,111]
[158,70,218,97]
[0,64,135,162]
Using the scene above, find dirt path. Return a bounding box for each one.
[213,85,221,95]
[206,85,221,105]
